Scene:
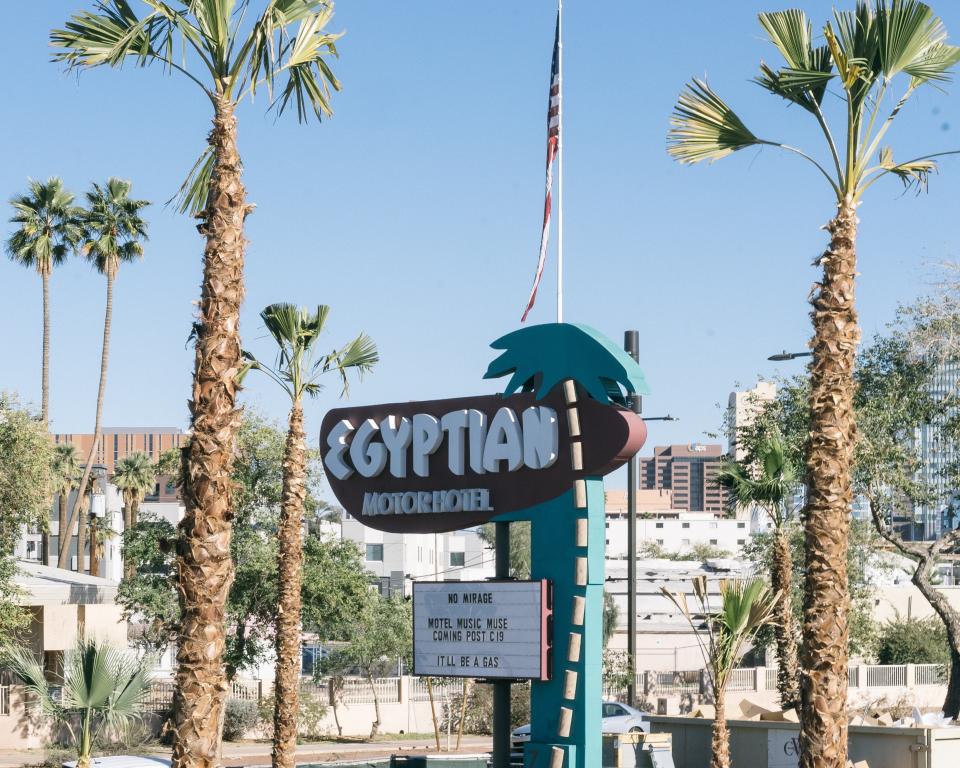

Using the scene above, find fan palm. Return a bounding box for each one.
[667,4,960,764]
[718,437,801,710]
[51,8,343,761]
[114,452,157,578]
[4,638,152,768]
[52,444,81,567]
[662,578,779,768]
[4,178,82,426]
[64,179,149,572]
[242,303,376,768]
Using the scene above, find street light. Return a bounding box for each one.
[644,415,678,422]
[767,350,812,362]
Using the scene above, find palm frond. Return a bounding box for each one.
[668,79,761,164]
[876,0,948,80]
[878,146,937,190]
[903,41,960,84]
[168,145,215,216]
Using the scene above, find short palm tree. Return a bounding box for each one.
[663,578,779,768]
[667,4,959,764]
[52,444,81,567]
[719,437,800,709]
[5,178,81,426]
[243,303,376,768]
[4,638,152,768]
[114,452,156,578]
[114,452,156,532]
[52,8,343,761]
[65,179,149,571]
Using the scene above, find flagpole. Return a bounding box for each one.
[556,0,564,324]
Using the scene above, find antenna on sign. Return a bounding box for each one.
[556,0,564,323]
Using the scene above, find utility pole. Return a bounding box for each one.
[624,331,640,707]
[492,521,511,767]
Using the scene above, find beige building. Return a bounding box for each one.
[1,562,127,749]
[726,380,777,461]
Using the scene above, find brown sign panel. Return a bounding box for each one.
[319,385,646,533]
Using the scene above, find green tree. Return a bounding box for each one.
[52,6,344,759]
[65,179,149,572]
[667,5,960,764]
[663,578,779,768]
[3,638,152,768]
[113,452,156,533]
[478,521,531,578]
[876,617,950,666]
[5,178,81,426]
[0,394,54,643]
[242,302,376,768]
[719,437,801,709]
[325,593,412,738]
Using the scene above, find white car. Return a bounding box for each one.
[63,758,170,768]
[511,700,648,747]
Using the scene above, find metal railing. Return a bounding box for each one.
[0,685,9,717]
[727,668,755,691]
[914,664,948,686]
[862,665,907,688]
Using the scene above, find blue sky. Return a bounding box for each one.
[2,1,960,489]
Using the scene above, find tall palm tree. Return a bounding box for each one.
[719,437,801,709]
[52,8,343,762]
[4,638,152,768]
[5,178,81,426]
[663,578,779,768]
[667,4,959,764]
[242,303,376,768]
[114,452,156,578]
[52,444,81,567]
[65,179,149,569]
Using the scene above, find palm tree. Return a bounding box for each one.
[52,444,80,567]
[663,578,779,768]
[5,178,81,426]
[114,452,156,578]
[75,472,98,573]
[4,638,152,768]
[64,179,149,573]
[114,452,156,531]
[52,8,343,761]
[718,437,801,709]
[666,4,960,764]
[243,303,376,768]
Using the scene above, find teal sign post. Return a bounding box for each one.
[320,323,648,768]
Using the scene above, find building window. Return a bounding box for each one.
[709,539,718,545]
[681,522,690,529]
[149,434,154,456]
[365,544,383,562]
[681,538,690,546]
[450,551,465,567]
[737,522,746,529]
[655,522,664,529]
[709,522,718,529]
[737,539,746,545]
[656,539,664,545]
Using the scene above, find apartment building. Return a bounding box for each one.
[639,444,729,514]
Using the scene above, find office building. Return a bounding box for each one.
[639,444,729,514]
[54,427,186,475]
[727,380,777,461]
[913,359,960,539]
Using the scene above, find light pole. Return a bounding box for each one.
[767,350,812,362]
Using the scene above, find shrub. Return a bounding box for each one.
[256,690,329,741]
[223,699,259,741]
[442,682,531,734]
[876,617,950,666]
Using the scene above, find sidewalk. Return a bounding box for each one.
[0,737,494,768]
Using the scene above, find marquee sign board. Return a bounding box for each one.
[413,580,551,680]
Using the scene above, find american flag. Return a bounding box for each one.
[521,14,561,323]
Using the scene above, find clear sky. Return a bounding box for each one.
[2,1,960,489]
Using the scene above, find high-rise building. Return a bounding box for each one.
[639,444,729,514]
[913,359,960,540]
[727,380,777,461]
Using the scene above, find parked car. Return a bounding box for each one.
[63,759,170,768]
[511,700,648,749]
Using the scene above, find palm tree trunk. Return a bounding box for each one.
[77,505,87,573]
[64,271,114,570]
[910,561,960,718]
[41,272,50,426]
[172,96,247,768]
[771,525,800,710]
[710,686,730,768]
[57,491,70,569]
[800,196,858,768]
[89,514,100,577]
[272,400,306,768]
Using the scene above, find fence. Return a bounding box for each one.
[0,686,8,717]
